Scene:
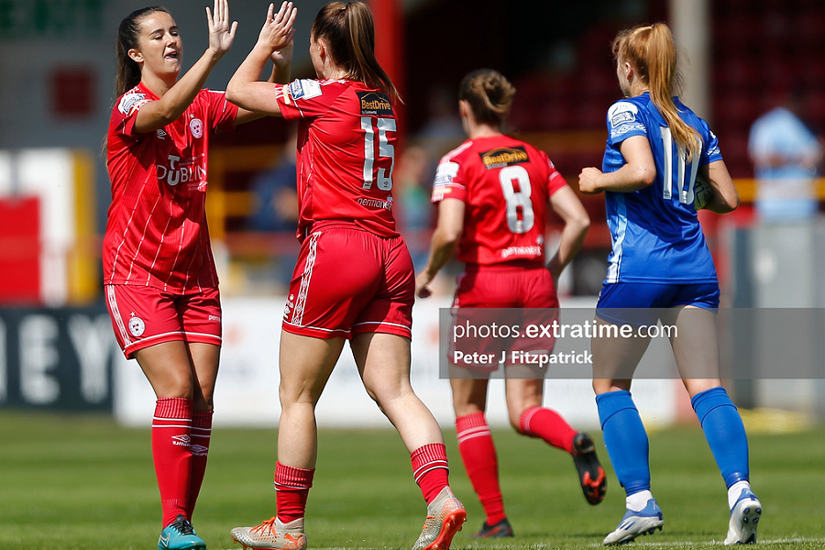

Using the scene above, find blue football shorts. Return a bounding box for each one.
[596,281,720,327]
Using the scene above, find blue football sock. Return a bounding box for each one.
[596,390,651,496]
[691,386,750,487]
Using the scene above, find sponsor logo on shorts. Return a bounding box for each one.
[128,315,145,337]
[208,314,221,322]
[479,146,529,169]
[189,116,204,139]
[357,91,393,116]
[284,294,295,320]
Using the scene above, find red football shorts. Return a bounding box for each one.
[282,223,414,339]
[453,262,560,309]
[105,284,222,359]
[450,263,560,371]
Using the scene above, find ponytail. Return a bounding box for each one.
[114,6,169,97]
[312,2,400,101]
[458,69,516,128]
[613,23,700,161]
[105,6,169,159]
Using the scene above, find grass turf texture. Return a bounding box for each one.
[1,412,823,549]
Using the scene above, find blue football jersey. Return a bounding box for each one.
[601,92,723,283]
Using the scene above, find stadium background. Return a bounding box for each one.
[0,0,823,427]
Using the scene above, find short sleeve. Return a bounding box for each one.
[113,90,153,139]
[542,152,569,197]
[431,158,467,203]
[606,100,647,146]
[704,127,723,164]
[203,89,239,132]
[276,79,333,120]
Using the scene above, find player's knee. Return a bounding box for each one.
[509,414,524,433]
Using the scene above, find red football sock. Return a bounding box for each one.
[519,406,577,453]
[275,462,315,524]
[456,413,506,525]
[411,443,450,504]
[152,397,193,527]
[185,409,213,519]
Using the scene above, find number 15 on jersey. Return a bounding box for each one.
[361,117,396,191]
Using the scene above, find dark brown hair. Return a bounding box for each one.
[104,6,169,158]
[311,2,399,100]
[458,69,516,127]
[114,6,170,97]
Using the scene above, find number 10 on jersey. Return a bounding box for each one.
[361,117,396,191]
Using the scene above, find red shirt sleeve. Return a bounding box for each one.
[431,141,474,203]
[203,89,239,132]
[112,88,154,139]
[542,151,569,197]
[276,79,340,120]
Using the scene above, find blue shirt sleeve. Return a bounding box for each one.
[606,100,648,147]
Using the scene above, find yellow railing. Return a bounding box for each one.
[734,178,825,203]
[206,144,283,240]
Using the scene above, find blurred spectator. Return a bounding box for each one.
[246,125,299,291]
[415,84,466,158]
[394,144,436,272]
[247,125,299,232]
[748,86,824,223]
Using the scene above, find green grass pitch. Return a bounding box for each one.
[1,411,823,549]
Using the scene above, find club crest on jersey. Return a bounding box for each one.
[128,315,145,337]
[189,117,204,139]
[357,91,393,116]
[289,79,322,100]
[479,146,529,169]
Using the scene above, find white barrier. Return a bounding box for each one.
[114,297,677,429]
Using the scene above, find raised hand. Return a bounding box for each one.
[257,2,297,56]
[270,34,294,69]
[206,0,238,57]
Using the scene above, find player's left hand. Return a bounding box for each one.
[258,1,297,55]
[206,0,238,57]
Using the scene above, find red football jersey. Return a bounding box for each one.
[432,135,568,266]
[103,84,238,293]
[275,79,399,238]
